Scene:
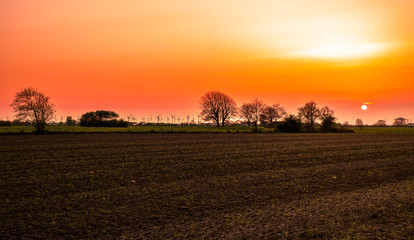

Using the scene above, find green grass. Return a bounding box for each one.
[351,126,414,134]
[2,125,414,134]
[0,125,272,134]
[1,133,413,239]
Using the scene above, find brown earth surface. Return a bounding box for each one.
[1,133,413,239]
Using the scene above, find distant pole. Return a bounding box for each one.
[170,114,175,124]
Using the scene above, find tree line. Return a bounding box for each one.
[4,87,412,133]
[199,91,340,132]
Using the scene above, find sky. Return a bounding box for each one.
[1,0,414,124]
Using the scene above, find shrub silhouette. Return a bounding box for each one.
[80,110,128,127]
[277,115,303,132]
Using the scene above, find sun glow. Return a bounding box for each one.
[292,43,389,59]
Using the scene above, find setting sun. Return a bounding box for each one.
[1,1,414,238]
[1,0,414,124]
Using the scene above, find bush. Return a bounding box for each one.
[80,110,128,127]
[11,120,32,126]
[277,115,303,133]
[80,119,128,127]
[0,120,12,127]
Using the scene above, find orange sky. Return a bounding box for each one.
[1,0,414,124]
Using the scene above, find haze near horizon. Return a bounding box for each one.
[1,0,414,124]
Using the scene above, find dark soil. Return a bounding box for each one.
[1,133,413,239]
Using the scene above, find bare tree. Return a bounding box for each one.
[260,104,287,125]
[298,100,320,131]
[240,103,254,127]
[250,98,265,131]
[240,98,264,131]
[356,118,363,127]
[10,87,56,133]
[219,95,237,127]
[199,91,237,127]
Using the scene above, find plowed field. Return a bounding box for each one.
[1,133,413,239]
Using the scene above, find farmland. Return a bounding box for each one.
[1,133,413,239]
[0,125,264,134]
[1,125,414,134]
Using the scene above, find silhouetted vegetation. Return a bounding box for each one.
[199,91,237,127]
[5,88,410,133]
[80,110,128,127]
[356,118,364,127]
[277,114,303,132]
[374,120,387,126]
[0,120,12,127]
[10,87,56,133]
[260,104,287,127]
[65,116,77,126]
[240,98,265,132]
[298,100,320,131]
[393,117,408,126]
[320,106,336,131]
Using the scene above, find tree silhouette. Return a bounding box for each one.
[240,98,264,131]
[95,110,119,121]
[393,117,407,126]
[356,118,363,127]
[65,116,77,126]
[199,91,237,127]
[374,120,387,126]
[320,106,336,131]
[260,104,287,126]
[10,87,56,133]
[298,100,320,131]
[80,110,127,127]
[277,114,303,132]
[219,95,237,127]
[240,103,254,127]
